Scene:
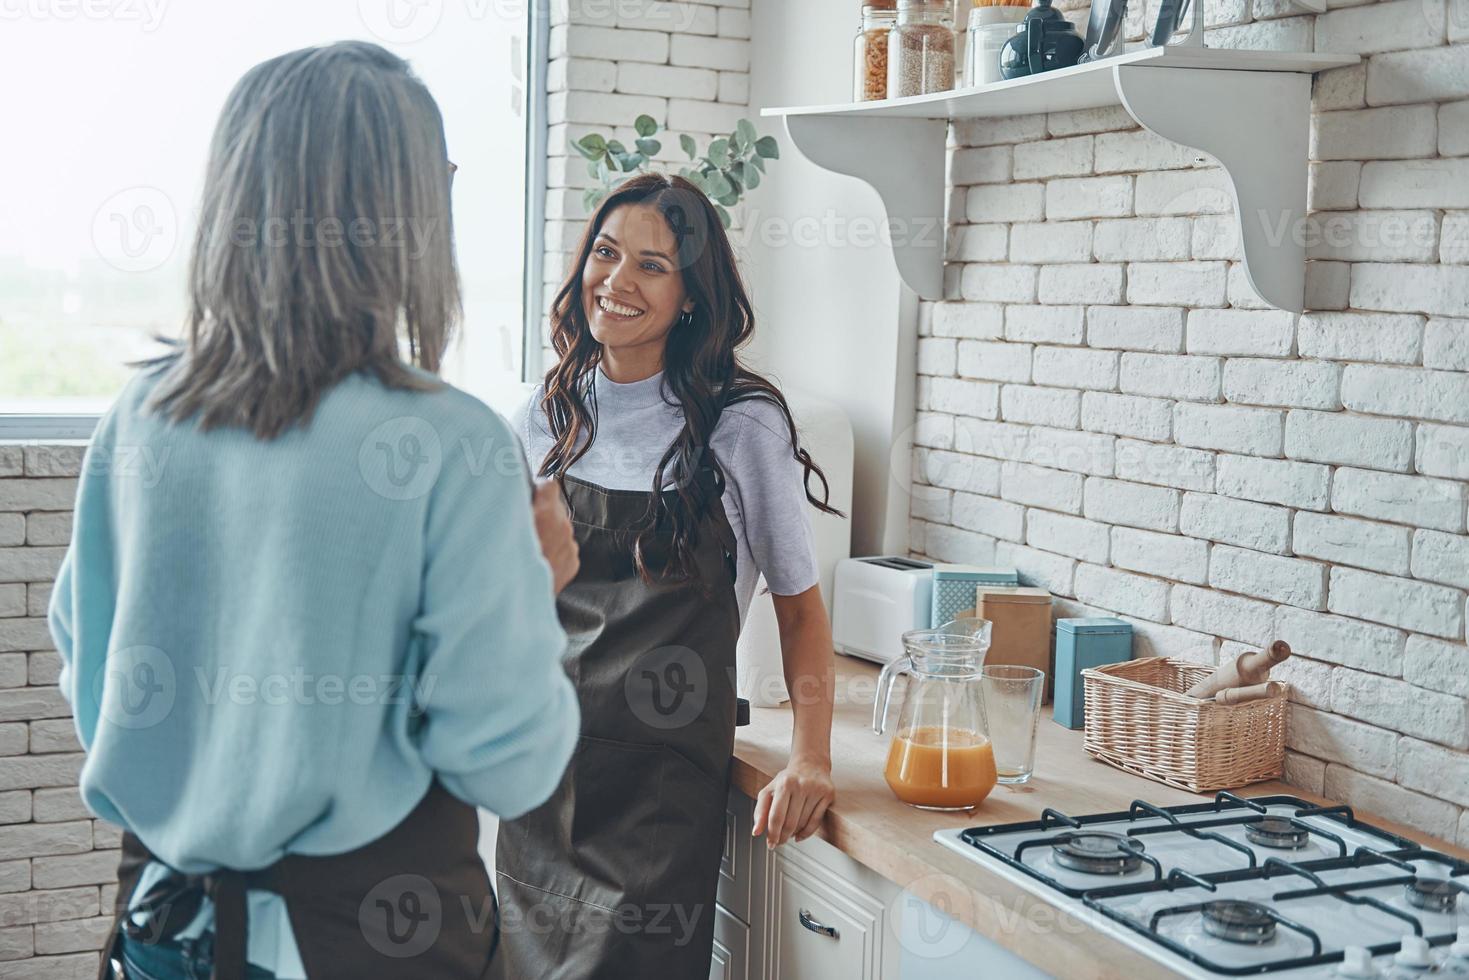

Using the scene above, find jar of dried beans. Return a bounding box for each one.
[888,0,956,98]
[854,1,898,101]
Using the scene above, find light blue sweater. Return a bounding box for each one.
[49,365,579,973]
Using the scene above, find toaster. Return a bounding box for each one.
[832,556,934,664]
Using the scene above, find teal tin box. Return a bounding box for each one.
[1054,617,1132,729]
[930,564,1018,626]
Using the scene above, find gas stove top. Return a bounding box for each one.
[933,793,1469,977]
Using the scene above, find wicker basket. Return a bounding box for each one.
[1081,657,1288,793]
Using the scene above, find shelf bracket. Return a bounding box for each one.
[1114,64,1312,312]
[782,114,949,299]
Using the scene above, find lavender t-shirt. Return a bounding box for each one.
[514,367,820,625]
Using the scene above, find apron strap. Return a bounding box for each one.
[120,860,275,980]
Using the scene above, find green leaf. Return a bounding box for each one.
[634,114,658,137]
[755,136,780,159]
[748,154,766,174]
[736,119,757,148]
[714,204,732,229]
[582,187,602,213]
[708,137,730,163]
[680,134,696,160]
[574,133,607,160]
[606,139,627,155]
[717,190,739,208]
[704,170,733,199]
[742,164,760,189]
[587,159,602,179]
[635,138,661,157]
[730,127,748,153]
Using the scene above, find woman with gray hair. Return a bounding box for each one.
[47,41,580,980]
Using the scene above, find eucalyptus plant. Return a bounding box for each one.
[573,114,780,229]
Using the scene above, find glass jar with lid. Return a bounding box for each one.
[966,2,1028,86]
[854,1,899,101]
[888,0,956,98]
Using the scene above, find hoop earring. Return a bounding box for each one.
[678,310,694,328]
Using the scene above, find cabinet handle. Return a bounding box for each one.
[798,908,839,939]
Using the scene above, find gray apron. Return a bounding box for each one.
[492,466,742,980]
[103,781,499,980]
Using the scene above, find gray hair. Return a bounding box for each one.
[146,40,460,439]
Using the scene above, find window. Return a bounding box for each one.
[0,1,544,435]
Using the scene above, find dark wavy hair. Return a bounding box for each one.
[538,172,843,584]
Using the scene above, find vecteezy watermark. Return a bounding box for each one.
[357,0,445,43]
[0,0,168,31]
[92,186,178,273]
[730,207,945,253]
[359,416,444,501]
[1451,0,1469,37]
[194,667,437,708]
[93,645,177,730]
[357,0,706,44]
[80,443,171,490]
[499,895,705,947]
[625,645,707,730]
[198,211,444,261]
[889,423,957,511]
[359,874,444,958]
[1255,209,1442,254]
[359,419,720,502]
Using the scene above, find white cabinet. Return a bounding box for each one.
[714,787,767,980]
[765,843,892,980]
[717,788,758,923]
[710,903,751,980]
[718,787,1055,980]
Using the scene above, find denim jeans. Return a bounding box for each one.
[118,931,276,980]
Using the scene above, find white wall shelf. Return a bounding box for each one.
[761,46,1359,313]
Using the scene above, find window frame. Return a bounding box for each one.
[0,10,549,441]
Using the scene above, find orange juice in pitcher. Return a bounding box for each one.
[883,725,998,809]
[874,626,996,811]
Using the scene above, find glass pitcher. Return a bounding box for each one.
[873,625,997,810]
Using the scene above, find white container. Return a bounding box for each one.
[966,6,1027,85]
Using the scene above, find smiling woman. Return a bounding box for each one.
[0,1,538,429]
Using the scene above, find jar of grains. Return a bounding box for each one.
[854,1,899,101]
[888,0,956,98]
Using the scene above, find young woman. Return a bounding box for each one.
[493,173,841,978]
[49,42,581,980]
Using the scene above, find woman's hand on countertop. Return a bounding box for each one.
[751,754,835,849]
[532,479,580,593]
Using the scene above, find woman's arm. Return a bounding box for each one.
[750,583,836,848]
[413,409,580,818]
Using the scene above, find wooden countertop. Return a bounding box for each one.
[732,655,1468,979]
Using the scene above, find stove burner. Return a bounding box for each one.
[1243,815,1309,850]
[1200,900,1277,945]
[1405,878,1458,913]
[1051,832,1144,875]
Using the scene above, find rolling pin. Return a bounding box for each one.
[1214,682,1281,706]
[1185,640,1292,699]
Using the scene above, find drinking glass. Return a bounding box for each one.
[981,665,1044,784]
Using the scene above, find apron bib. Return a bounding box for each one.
[100,781,498,980]
[492,468,742,980]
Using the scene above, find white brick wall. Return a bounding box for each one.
[0,445,116,976]
[541,0,751,360]
[909,5,1469,840]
